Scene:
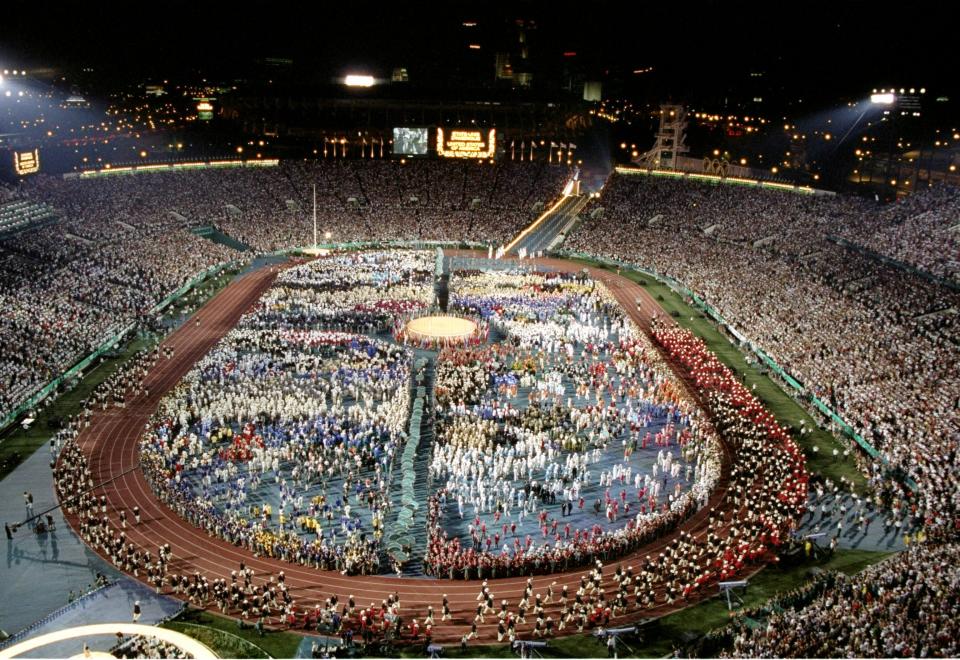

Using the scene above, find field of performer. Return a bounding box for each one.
[138,251,434,575]
[425,270,724,577]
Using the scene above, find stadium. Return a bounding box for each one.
[0,3,957,659]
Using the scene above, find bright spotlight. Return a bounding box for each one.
[344,75,375,87]
[870,93,895,105]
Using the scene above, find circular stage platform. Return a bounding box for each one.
[404,315,478,341]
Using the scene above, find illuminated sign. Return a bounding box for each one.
[14,149,40,175]
[437,128,496,159]
[195,98,214,121]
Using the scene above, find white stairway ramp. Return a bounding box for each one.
[505,194,591,257]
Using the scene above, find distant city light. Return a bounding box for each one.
[344,75,375,87]
[870,93,895,105]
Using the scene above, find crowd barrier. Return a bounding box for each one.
[150,259,241,315]
[553,249,918,491]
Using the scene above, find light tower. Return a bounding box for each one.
[634,104,689,170]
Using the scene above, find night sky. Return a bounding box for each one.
[2,0,958,103]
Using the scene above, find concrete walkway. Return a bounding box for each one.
[2,580,183,658]
[0,443,125,637]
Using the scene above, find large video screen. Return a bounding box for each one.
[392,127,429,155]
[437,128,496,159]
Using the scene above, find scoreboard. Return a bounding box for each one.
[437,128,496,159]
[14,149,40,176]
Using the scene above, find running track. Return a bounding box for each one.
[61,254,748,644]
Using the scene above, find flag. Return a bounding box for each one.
[559,142,567,149]
[568,142,577,149]
[550,141,557,147]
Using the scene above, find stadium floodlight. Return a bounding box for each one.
[870,92,895,105]
[344,74,375,87]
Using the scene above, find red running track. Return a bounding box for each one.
[62,255,745,644]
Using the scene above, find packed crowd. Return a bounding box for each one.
[727,541,960,657]
[112,636,192,659]
[568,174,960,540]
[835,184,960,283]
[207,160,568,251]
[22,158,955,654]
[137,251,431,575]
[0,172,242,420]
[1,159,567,423]
[424,269,727,578]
